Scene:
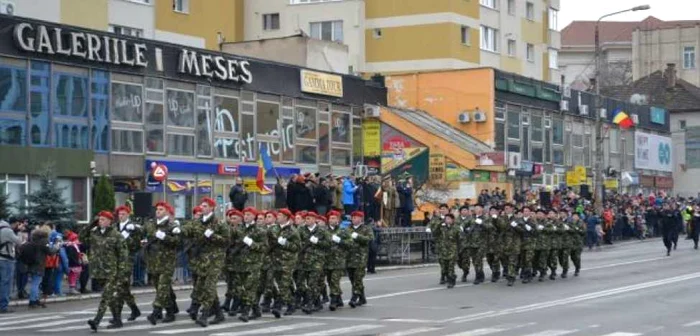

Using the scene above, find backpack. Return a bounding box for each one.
[45,254,59,269]
[17,244,36,266]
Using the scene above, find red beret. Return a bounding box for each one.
[278,208,293,218]
[243,207,258,216]
[200,197,216,207]
[351,211,365,218]
[305,211,318,218]
[295,175,306,183]
[114,205,130,215]
[327,210,341,219]
[192,206,203,215]
[155,201,169,210]
[316,215,328,223]
[296,211,308,217]
[226,209,243,218]
[265,210,277,217]
[97,210,114,220]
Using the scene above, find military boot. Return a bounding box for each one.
[522,270,531,284]
[250,305,262,320]
[539,270,546,282]
[87,310,105,332]
[108,305,122,325]
[473,271,484,285]
[461,272,468,283]
[301,298,314,315]
[238,306,250,323]
[195,309,210,327]
[574,268,580,277]
[220,297,231,312]
[261,296,272,313]
[313,298,323,312]
[188,303,200,321]
[348,294,359,308]
[106,310,123,330]
[439,274,446,285]
[127,302,141,322]
[549,271,556,281]
[211,300,226,325]
[271,300,283,318]
[491,271,501,283]
[447,275,456,289]
[283,303,296,316]
[358,290,367,306]
[228,298,239,317]
[328,296,338,311]
[561,270,568,279]
[171,298,179,315]
[162,307,176,323]
[507,277,515,287]
[337,295,345,308]
[147,307,162,325]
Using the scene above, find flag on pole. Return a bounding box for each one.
[257,143,274,194]
[612,108,634,129]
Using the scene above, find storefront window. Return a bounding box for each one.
[0,119,25,145]
[55,123,89,149]
[168,134,195,156]
[0,59,27,113]
[332,148,351,166]
[331,112,350,143]
[166,89,195,127]
[296,145,317,164]
[240,114,255,161]
[319,123,330,164]
[214,137,241,160]
[295,106,317,140]
[112,129,144,153]
[112,82,143,123]
[282,118,294,162]
[196,96,212,157]
[257,101,280,136]
[30,62,50,146]
[53,72,88,117]
[145,103,164,152]
[214,96,239,133]
[91,71,110,152]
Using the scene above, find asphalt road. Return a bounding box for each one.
[3,237,700,336]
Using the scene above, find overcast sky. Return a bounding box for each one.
[559,0,700,30]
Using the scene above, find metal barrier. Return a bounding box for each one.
[377,226,436,264]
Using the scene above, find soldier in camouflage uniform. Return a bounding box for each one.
[533,209,549,282]
[83,211,129,331]
[545,209,562,280]
[346,211,374,308]
[183,198,230,327]
[464,204,487,285]
[498,204,522,286]
[325,210,350,311]
[297,212,330,314]
[271,209,300,317]
[184,206,203,317]
[569,212,585,276]
[425,204,449,284]
[292,211,307,309]
[222,209,243,315]
[233,207,268,323]
[113,205,142,323]
[485,207,502,282]
[316,215,330,305]
[519,208,536,284]
[257,211,278,314]
[456,206,472,282]
[435,214,461,288]
[557,210,572,279]
[144,202,182,325]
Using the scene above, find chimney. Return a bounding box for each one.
[665,63,677,89]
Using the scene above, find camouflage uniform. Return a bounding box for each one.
[182,214,230,325]
[143,218,182,323]
[464,215,488,284]
[533,218,549,280]
[518,217,536,283]
[484,215,502,282]
[346,222,374,307]
[428,216,446,282]
[498,214,522,286]
[271,223,300,316]
[297,225,331,313]
[181,219,203,312]
[116,220,143,321]
[325,224,351,310]
[558,220,572,277]
[456,215,471,281]
[224,222,242,314]
[81,224,128,328]
[232,222,268,322]
[569,219,586,276]
[434,221,461,287]
[545,219,562,279]
[256,224,277,312]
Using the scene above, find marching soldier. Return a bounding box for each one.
[222,209,243,315]
[519,207,536,284]
[83,211,128,331]
[346,211,374,308]
[271,209,300,317]
[545,209,561,280]
[184,197,229,327]
[425,204,449,284]
[464,204,487,285]
[144,202,182,325]
[558,210,572,279]
[498,204,522,287]
[292,211,306,309]
[234,207,268,323]
[184,206,203,317]
[114,205,142,323]
[435,214,461,288]
[533,209,548,282]
[325,210,350,310]
[569,212,585,276]
[257,211,278,314]
[457,206,472,282]
[316,214,330,305]
[485,206,501,282]
[297,212,330,314]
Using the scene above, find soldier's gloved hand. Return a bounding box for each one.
[537,225,544,230]
[564,224,570,230]
[172,227,181,234]
[243,236,253,246]
[126,224,135,231]
[204,229,214,238]
[310,236,319,244]
[332,234,341,243]
[351,232,359,240]
[525,225,532,231]
[121,231,130,240]
[425,227,431,233]
[475,218,483,224]
[491,215,498,219]
[155,230,166,240]
[277,236,287,246]
[552,226,557,231]
[510,221,518,227]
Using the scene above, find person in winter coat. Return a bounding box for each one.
[396,177,414,227]
[691,205,700,250]
[661,204,679,256]
[23,227,59,308]
[64,231,83,295]
[0,219,25,313]
[274,177,287,210]
[314,178,331,216]
[53,230,69,297]
[229,177,248,211]
[342,177,359,214]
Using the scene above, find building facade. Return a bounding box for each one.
[0,14,386,220]
[633,23,700,87]
[9,0,244,50]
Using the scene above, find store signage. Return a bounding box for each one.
[634,132,672,172]
[300,70,343,97]
[217,164,239,175]
[178,49,252,84]
[150,162,168,182]
[13,22,148,68]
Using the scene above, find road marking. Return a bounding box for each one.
[378,326,444,336]
[584,257,668,271]
[151,320,272,334]
[382,318,438,323]
[683,320,700,327]
[521,330,579,336]
[283,324,383,336]
[0,318,86,331]
[599,333,642,336]
[446,272,700,324]
[0,315,63,326]
[210,322,325,336]
[442,327,507,336]
[0,312,57,321]
[101,320,192,333]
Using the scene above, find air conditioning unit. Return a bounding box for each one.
[560,100,569,111]
[563,85,572,98]
[473,111,487,123]
[599,108,607,119]
[458,112,470,124]
[507,152,522,169]
[0,0,15,15]
[631,113,639,125]
[580,104,589,116]
[363,104,380,118]
[544,118,552,128]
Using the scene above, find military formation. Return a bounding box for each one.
[80,198,374,331]
[427,203,586,287]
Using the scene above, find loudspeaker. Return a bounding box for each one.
[539,191,551,208]
[132,192,153,218]
[580,185,591,200]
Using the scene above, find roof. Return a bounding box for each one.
[562,16,700,46]
[602,71,700,111]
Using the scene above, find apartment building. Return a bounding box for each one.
[6,0,244,50]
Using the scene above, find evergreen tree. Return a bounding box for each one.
[93,174,115,217]
[22,162,75,229]
[0,191,8,221]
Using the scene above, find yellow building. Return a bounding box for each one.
[12,0,244,50]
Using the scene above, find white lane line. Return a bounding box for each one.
[151,320,272,334]
[283,324,383,336]
[584,257,668,271]
[442,328,508,336]
[382,318,438,323]
[598,333,642,336]
[101,320,192,333]
[0,315,63,326]
[40,321,111,332]
[0,318,86,331]
[521,330,579,336]
[378,326,444,336]
[683,320,700,327]
[0,312,58,321]
[210,322,325,336]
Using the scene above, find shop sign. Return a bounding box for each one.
[217,164,239,175]
[479,152,505,166]
[144,160,300,178]
[574,166,586,183]
[604,179,619,189]
[429,153,446,182]
[566,171,579,186]
[178,49,252,83]
[654,176,674,189]
[362,120,381,157]
[471,170,491,182]
[635,132,672,172]
[146,179,212,195]
[300,70,343,97]
[640,175,655,187]
[150,162,168,182]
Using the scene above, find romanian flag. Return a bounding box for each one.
[612,109,634,129]
[256,143,274,194]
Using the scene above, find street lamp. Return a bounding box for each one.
[593,5,650,208]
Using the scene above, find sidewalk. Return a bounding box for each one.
[8,237,657,307]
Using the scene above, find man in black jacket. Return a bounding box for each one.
[274,178,287,210]
[314,178,331,216]
[229,178,248,211]
[661,204,679,256]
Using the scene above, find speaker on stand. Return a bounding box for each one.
[132,192,153,218]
